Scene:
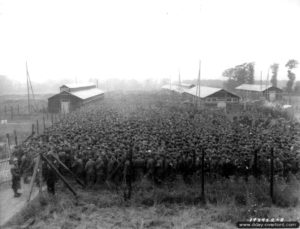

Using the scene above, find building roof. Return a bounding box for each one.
[61,82,96,89]
[70,88,104,100]
[162,84,237,99]
[235,84,279,92]
[183,86,223,98]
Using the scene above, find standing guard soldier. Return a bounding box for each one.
[146,153,155,182]
[133,155,145,182]
[72,156,85,185]
[95,156,105,184]
[85,158,96,187]
[20,153,31,184]
[123,148,133,200]
[42,155,58,195]
[11,157,22,197]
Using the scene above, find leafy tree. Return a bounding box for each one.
[222,62,255,90]
[294,81,300,94]
[285,59,298,92]
[270,63,279,87]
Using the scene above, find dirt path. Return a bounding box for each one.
[0,181,40,228]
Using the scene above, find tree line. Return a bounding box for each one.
[223,59,299,93]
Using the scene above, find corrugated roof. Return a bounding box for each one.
[184,86,222,98]
[162,85,226,98]
[61,83,96,89]
[235,84,274,92]
[70,88,104,100]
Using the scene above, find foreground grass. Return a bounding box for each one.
[4,175,300,229]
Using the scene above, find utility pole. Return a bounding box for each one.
[260,71,263,98]
[26,61,31,114]
[266,68,270,101]
[178,69,182,92]
[195,60,201,108]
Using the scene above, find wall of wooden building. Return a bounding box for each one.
[48,92,82,113]
[182,90,240,106]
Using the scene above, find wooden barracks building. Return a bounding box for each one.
[235,84,283,102]
[48,83,104,113]
[162,84,240,107]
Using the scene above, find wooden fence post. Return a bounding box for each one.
[41,154,77,197]
[10,106,13,120]
[43,116,46,132]
[253,147,258,178]
[27,155,40,202]
[6,133,11,158]
[51,113,53,126]
[36,120,39,135]
[32,124,35,135]
[201,148,206,203]
[38,159,43,193]
[14,130,18,146]
[270,147,274,203]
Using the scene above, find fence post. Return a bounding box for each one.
[27,155,40,202]
[201,147,206,203]
[43,116,46,132]
[6,133,11,158]
[38,157,43,193]
[14,130,18,146]
[270,147,274,203]
[36,120,39,135]
[32,124,35,135]
[253,147,258,178]
[10,106,13,120]
[51,113,53,126]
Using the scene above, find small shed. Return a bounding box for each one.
[48,83,104,113]
[235,84,283,101]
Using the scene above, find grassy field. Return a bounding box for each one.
[0,94,53,146]
[4,174,300,229]
[0,114,53,143]
[0,95,54,160]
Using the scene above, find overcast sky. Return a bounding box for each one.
[0,0,300,83]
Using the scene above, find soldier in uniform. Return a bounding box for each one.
[146,154,155,182]
[72,156,85,184]
[85,158,96,187]
[123,151,133,200]
[42,156,58,195]
[133,156,145,182]
[95,156,105,184]
[154,156,164,184]
[20,153,31,184]
[11,158,22,197]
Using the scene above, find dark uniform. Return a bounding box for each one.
[133,157,145,182]
[42,160,58,195]
[85,158,96,187]
[123,159,132,200]
[11,159,21,197]
[95,157,105,184]
[146,158,155,181]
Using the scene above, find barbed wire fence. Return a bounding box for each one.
[0,112,62,186]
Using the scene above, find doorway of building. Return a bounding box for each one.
[61,101,70,114]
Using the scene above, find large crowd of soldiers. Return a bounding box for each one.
[11,92,300,194]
